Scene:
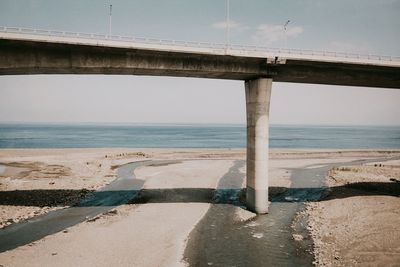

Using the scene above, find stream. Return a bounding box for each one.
[0,160,177,252]
[184,156,399,266]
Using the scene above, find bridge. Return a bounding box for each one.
[1,26,400,213]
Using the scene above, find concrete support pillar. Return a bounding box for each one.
[245,78,272,214]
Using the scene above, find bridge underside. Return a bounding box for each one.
[1,38,400,214]
[1,39,400,89]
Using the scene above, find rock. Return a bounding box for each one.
[106,210,118,216]
[284,196,299,202]
[252,233,264,239]
[86,215,101,222]
[234,208,256,222]
[293,234,304,241]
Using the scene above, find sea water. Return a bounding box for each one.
[0,123,399,149]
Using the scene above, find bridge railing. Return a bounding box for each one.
[1,26,400,63]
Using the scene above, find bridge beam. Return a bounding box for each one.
[245,78,272,214]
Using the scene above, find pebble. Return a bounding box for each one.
[252,233,264,239]
[292,234,304,241]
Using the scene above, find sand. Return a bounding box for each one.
[0,148,399,266]
[0,204,210,267]
[306,158,400,266]
[0,150,234,266]
[0,149,148,228]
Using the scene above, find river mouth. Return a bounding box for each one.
[1,156,397,262]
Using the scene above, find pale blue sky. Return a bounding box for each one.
[0,0,399,125]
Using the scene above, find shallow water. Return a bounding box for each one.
[184,156,400,266]
[184,160,318,266]
[0,165,5,175]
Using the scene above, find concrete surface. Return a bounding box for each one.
[245,78,272,214]
[0,34,399,88]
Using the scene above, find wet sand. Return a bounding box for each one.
[0,148,399,266]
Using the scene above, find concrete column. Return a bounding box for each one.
[245,78,272,214]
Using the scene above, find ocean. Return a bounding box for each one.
[0,123,399,149]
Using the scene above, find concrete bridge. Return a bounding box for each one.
[1,26,400,213]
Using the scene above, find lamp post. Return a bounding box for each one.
[226,0,230,52]
[283,20,290,50]
[109,4,112,37]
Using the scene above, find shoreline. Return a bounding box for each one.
[1,147,400,159]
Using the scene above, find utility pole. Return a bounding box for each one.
[109,4,112,37]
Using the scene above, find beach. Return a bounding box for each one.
[0,148,399,266]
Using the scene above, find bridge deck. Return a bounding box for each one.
[0,28,399,89]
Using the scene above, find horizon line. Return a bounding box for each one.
[0,121,399,127]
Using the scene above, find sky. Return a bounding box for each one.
[0,0,399,125]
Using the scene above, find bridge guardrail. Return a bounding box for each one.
[1,26,399,63]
